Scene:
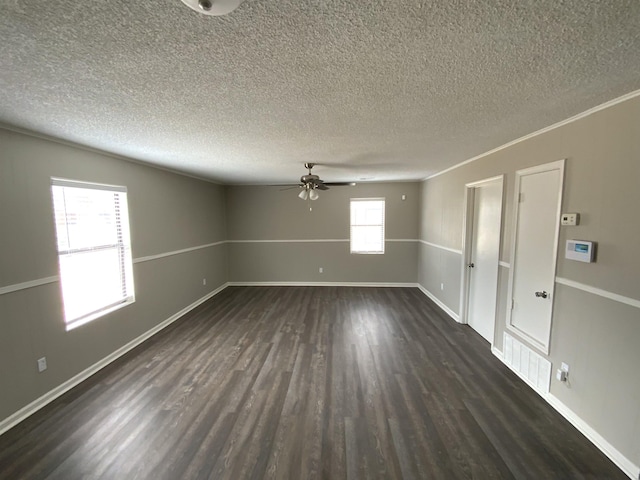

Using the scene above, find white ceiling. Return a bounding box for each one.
[1,0,639,184]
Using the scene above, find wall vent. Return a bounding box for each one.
[503,332,551,395]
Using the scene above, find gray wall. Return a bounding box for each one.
[417,96,640,465]
[3,94,638,471]
[0,128,228,422]
[226,183,419,283]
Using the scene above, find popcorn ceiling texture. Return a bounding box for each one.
[1,0,639,183]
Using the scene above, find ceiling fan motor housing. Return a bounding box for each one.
[301,174,320,184]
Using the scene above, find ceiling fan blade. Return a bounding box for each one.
[323,182,357,186]
[316,183,330,191]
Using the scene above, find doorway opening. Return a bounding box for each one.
[461,175,504,345]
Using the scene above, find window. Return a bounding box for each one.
[51,179,135,330]
[350,198,385,254]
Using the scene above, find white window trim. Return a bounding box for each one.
[350,197,386,255]
[51,178,135,330]
[66,300,134,330]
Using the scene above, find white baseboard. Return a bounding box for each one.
[228,281,419,288]
[0,282,230,436]
[416,284,461,322]
[546,394,639,480]
[491,346,504,360]
[491,346,637,480]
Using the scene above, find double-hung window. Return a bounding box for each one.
[51,179,135,330]
[350,198,385,254]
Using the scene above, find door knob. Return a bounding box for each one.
[468,263,475,268]
[535,291,549,299]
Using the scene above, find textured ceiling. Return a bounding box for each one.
[1,1,639,184]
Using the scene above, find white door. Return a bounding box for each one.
[507,160,564,353]
[466,178,503,343]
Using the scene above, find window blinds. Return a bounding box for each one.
[350,199,385,254]
[51,179,134,329]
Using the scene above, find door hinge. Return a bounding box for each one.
[511,299,515,310]
[519,192,524,203]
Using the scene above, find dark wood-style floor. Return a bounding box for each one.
[0,287,625,479]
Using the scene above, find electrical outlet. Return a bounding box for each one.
[37,357,47,373]
[202,278,207,286]
[319,267,323,273]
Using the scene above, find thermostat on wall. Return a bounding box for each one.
[566,240,595,263]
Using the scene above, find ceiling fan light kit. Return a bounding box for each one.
[297,184,320,201]
[180,0,244,16]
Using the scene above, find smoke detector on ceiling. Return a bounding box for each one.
[180,0,244,16]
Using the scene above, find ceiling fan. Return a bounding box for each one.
[283,163,356,200]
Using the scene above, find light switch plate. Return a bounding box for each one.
[561,213,579,226]
[37,357,47,372]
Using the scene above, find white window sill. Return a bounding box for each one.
[65,297,135,331]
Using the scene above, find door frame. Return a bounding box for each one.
[459,174,505,345]
[505,159,565,354]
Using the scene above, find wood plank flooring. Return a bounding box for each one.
[0,286,626,479]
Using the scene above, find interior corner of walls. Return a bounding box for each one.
[222,240,231,283]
